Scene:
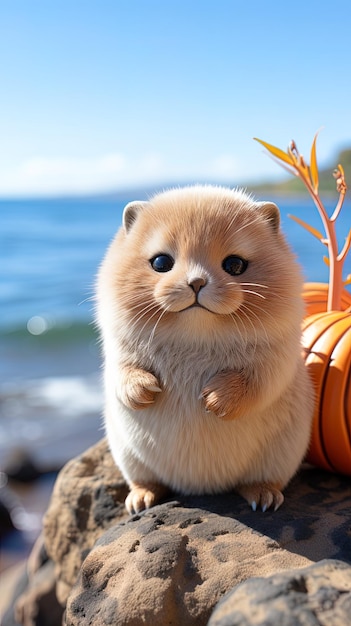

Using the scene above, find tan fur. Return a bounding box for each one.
[96,185,314,514]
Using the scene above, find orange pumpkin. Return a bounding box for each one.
[303,282,351,316]
[302,310,351,474]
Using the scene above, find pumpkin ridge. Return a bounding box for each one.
[320,324,351,474]
[304,340,333,471]
[302,312,348,351]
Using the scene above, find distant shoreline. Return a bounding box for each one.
[0,182,348,204]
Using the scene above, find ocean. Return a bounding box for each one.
[1,192,350,471]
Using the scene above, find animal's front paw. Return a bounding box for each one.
[201,371,242,419]
[122,369,162,410]
[236,482,284,512]
[125,482,168,514]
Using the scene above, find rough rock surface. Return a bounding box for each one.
[43,438,129,605]
[5,437,351,626]
[208,559,351,626]
[2,534,63,626]
[65,502,311,626]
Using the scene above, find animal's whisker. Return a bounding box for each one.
[225,282,267,300]
[238,302,270,345]
[228,312,246,343]
[227,283,288,302]
[240,289,266,300]
[125,299,157,318]
[240,282,269,289]
[147,305,170,348]
[244,298,278,321]
[127,301,160,327]
[132,304,165,345]
[241,300,285,341]
[231,307,259,351]
[78,295,96,306]
[117,292,154,308]
[119,297,152,311]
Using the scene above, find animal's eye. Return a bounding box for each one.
[222,255,248,276]
[150,254,174,273]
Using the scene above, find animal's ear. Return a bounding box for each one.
[123,201,149,233]
[256,201,280,233]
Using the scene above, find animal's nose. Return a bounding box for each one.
[189,277,207,294]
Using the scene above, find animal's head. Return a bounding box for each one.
[99,186,303,344]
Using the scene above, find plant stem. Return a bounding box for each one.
[330,191,345,222]
[297,174,342,311]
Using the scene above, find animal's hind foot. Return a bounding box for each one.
[236,482,284,512]
[125,482,168,514]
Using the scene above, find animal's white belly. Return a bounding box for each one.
[105,387,268,494]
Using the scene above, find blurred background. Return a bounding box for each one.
[1,0,350,595]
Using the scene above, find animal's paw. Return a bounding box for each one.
[122,369,162,410]
[201,371,242,419]
[125,483,168,514]
[237,482,284,512]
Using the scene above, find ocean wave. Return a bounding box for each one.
[0,373,102,417]
[0,373,104,468]
[0,317,98,343]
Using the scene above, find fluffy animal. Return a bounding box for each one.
[96,185,314,514]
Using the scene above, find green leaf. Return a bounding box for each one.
[254,138,295,167]
[288,214,324,241]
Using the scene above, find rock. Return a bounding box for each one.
[13,437,351,625]
[4,450,43,483]
[65,502,311,626]
[43,438,129,605]
[208,559,351,626]
[0,471,16,536]
[0,495,15,535]
[2,534,63,626]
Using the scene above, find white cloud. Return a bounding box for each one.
[0,152,169,197]
[19,153,128,194]
[0,150,282,197]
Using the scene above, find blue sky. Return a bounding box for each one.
[1,0,351,197]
